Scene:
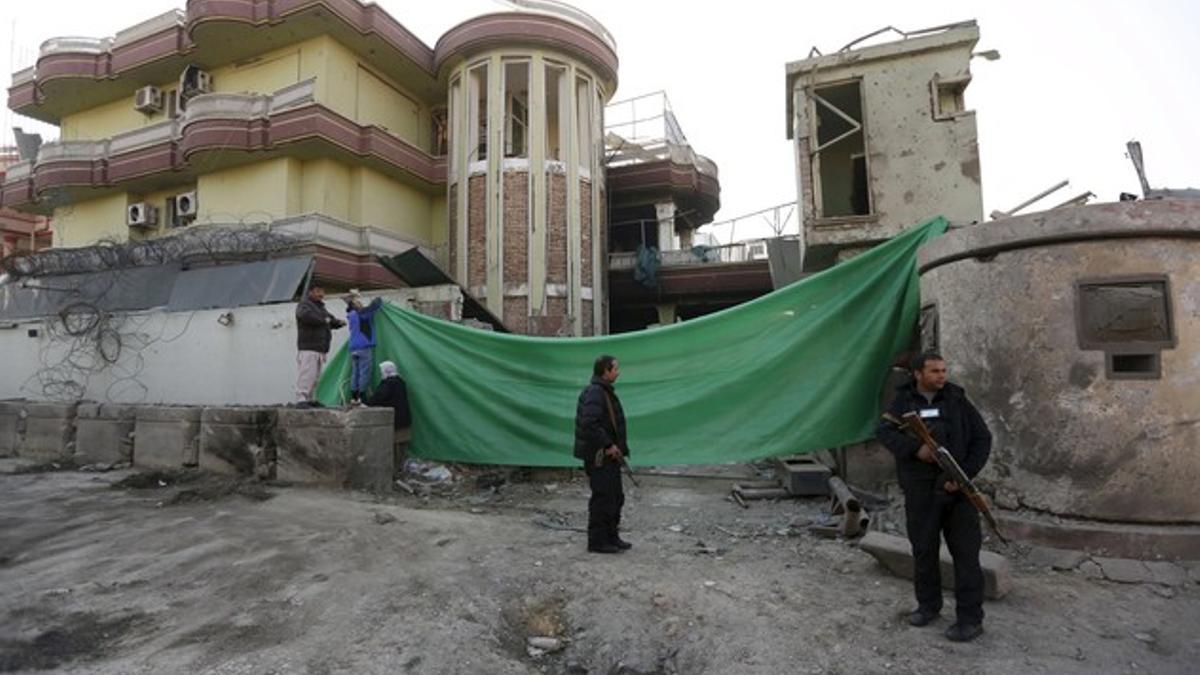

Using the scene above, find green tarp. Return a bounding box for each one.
[317,217,947,466]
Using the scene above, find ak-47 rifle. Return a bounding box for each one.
[600,391,640,488]
[901,411,1008,545]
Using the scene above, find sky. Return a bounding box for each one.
[3,0,1198,241]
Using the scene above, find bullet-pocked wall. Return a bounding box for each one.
[918,201,1200,532]
[439,15,617,337]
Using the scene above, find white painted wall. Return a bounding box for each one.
[0,286,463,405]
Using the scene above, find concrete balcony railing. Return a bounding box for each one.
[264,213,437,262]
[3,161,32,182]
[182,78,317,124]
[12,67,34,87]
[36,10,184,61]
[38,37,114,56]
[35,139,111,163]
[609,241,772,271]
[112,9,186,49]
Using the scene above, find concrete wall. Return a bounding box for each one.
[918,201,1200,525]
[52,193,128,248]
[0,287,464,406]
[198,157,303,224]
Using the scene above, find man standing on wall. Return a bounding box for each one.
[295,284,345,406]
[574,355,632,554]
[877,352,993,642]
[345,290,384,405]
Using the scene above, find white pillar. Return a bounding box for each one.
[655,200,678,251]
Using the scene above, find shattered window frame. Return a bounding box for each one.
[808,78,874,221]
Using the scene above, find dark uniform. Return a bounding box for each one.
[573,375,628,550]
[877,380,992,627]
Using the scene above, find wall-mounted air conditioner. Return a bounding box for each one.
[134,86,163,114]
[174,191,198,219]
[127,202,158,227]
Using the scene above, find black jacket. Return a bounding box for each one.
[295,297,345,353]
[367,375,411,429]
[573,377,628,461]
[876,381,992,484]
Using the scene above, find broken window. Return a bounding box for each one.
[468,64,488,163]
[545,63,567,161]
[1076,276,1174,380]
[931,75,971,120]
[811,80,870,218]
[432,107,449,157]
[504,61,529,158]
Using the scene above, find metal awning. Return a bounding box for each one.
[377,249,508,333]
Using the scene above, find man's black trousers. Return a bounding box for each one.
[584,459,624,547]
[903,480,985,625]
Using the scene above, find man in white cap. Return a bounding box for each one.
[367,361,412,466]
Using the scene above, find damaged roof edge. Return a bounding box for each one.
[783,20,980,139]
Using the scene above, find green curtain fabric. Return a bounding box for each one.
[317,217,946,467]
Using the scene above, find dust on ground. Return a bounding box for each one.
[0,465,1196,674]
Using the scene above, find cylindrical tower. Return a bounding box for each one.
[437,10,618,336]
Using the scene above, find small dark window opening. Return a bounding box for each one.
[919,303,939,354]
[1108,353,1160,380]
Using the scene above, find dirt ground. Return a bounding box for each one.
[0,465,1196,675]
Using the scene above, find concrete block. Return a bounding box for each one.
[776,455,832,496]
[1094,557,1189,587]
[274,407,393,492]
[75,403,136,466]
[858,531,1012,600]
[133,406,202,469]
[199,407,275,476]
[16,402,78,462]
[0,400,23,458]
[1025,546,1088,571]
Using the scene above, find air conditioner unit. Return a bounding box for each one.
[179,66,213,99]
[127,202,158,227]
[174,191,198,219]
[134,86,163,114]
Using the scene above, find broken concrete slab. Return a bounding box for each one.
[0,400,22,458]
[274,407,393,492]
[775,455,832,496]
[199,407,275,476]
[1026,546,1088,571]
[857,531,1012,600]
[75,403,137,466]
[1094,557,1188,587]
[16,402,77,462]
[133,406,202,469]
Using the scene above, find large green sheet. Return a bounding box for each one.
[317,217,946,466]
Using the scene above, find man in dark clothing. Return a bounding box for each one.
[367,360,412,470]
[295,285,346,405]
[574,355,630,554]
[877,352,993,643]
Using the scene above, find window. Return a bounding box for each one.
[468,64,488,163]
[920,304,939,354]
[503,61,528,158]
[576,76,593,169]
[432,108,449,157]
[811,80,870,219]
[1076,276,1174,380]
[545,63,567,161]
[166,89,179,119]
[931,76,971,120]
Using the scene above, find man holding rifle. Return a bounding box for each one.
[574,355,635,554]
[877,352,993,642]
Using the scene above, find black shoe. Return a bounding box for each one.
[588,543,620,554]
[945,623,983,642]
[612,537,632,551]
[908,609,940,627]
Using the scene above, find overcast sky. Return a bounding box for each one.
[3,0,1198,241]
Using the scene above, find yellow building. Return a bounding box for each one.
[2,1,639,335]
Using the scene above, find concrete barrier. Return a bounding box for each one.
[17,402,78,462]
[199,407,275,476]
[274,407,393,492]
[858,531,1013,600]
[75,403,137,466]
[0,400,23,458]
[133,406,202,469]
